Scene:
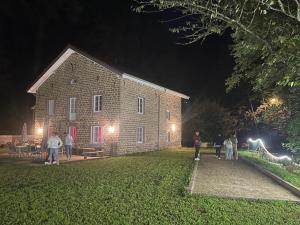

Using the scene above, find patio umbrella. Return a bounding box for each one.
[21,122,28,144]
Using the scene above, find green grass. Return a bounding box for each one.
[0,148,299,225]
[239,151,300,188]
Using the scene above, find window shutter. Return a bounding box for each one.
[69,126,77,143]
[98,127,102,143]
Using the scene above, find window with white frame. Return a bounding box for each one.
[91,126,102,144]
[69,97,76,120]
[166,110,170,120]
[137,97,144,114]
[167,131,171,142]
[47,100,55,115]
[93,95,102,112]
[136,127,144,143]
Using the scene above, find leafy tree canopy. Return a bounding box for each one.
[134,0,300,93]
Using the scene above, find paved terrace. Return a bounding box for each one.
[0,154,107,166]
[192,154,300,201]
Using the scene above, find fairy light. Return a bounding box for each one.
[248,138,292,161]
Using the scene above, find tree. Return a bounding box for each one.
[134,0,300,154]
[134,0,300,93]
[182,100,233,145]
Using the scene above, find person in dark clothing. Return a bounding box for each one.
[214,133,223,159]
[193,131,201,160]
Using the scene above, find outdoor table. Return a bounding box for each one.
[80,147,104,159]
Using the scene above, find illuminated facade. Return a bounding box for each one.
[28,46,189,155]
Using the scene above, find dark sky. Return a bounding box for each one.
[0,0,242,134]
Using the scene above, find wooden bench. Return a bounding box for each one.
[81,147,104,159]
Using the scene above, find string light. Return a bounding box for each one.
[248,138,292,161]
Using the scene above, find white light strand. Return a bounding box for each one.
[248,138,300,168]
[248,138,292,161]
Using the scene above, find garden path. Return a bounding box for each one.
[192,154,300,201]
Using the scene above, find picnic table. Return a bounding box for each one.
[81,147,104,159]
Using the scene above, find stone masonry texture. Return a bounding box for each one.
[34,52,183,155]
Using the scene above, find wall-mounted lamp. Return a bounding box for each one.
[171,124,176,132]
[37,128,43,135]
[108,126,115,134]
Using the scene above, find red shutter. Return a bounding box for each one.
[98,127,102,144]
[69,126,77,143]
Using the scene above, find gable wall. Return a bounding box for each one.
[34,53,121,154]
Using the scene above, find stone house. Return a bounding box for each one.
[27,46,189,155]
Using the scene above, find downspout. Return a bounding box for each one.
[157,92,161,150]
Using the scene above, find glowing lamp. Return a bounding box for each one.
[108,126,115,134]
[270,98,277,104]
[269,97,282,105]
[171,124,176,132]
[37,128,43,135]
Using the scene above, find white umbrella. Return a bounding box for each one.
[21,123,28,144]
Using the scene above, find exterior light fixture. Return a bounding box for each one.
[108,126,115,134]
[37,128,43,135]
[270,98,277,104]
[171,124,176,132]
[269,97,282,105]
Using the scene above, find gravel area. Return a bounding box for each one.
[193,154,300,201]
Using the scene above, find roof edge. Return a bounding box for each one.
[27,47,75,93]
[27,45,190,100]
[122,73,190,99]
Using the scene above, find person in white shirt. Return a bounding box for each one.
[224,137,233,160]
[45,132,63,165]
[64,132,74,160]
[231,134,238,160]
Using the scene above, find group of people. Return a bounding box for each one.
[193,131,238,161]
[44,132,74,165]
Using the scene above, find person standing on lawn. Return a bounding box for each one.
[193,131,201,160]
[231,133,238,160]
[224,137,233,160]
[64,132,74,160]
[214,133,223,159]
[45,132,63,165]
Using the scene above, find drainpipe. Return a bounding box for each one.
[157,93,161,150]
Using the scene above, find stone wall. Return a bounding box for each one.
[35,53,120,155]
[119,78,182,154]
[33,50,183,155]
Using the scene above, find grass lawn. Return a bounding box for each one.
[239,150,300,188]
[0,148,299,225]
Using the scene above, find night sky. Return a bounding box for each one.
[0,0,242,134]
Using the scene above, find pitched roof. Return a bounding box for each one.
[27,45,190,99]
